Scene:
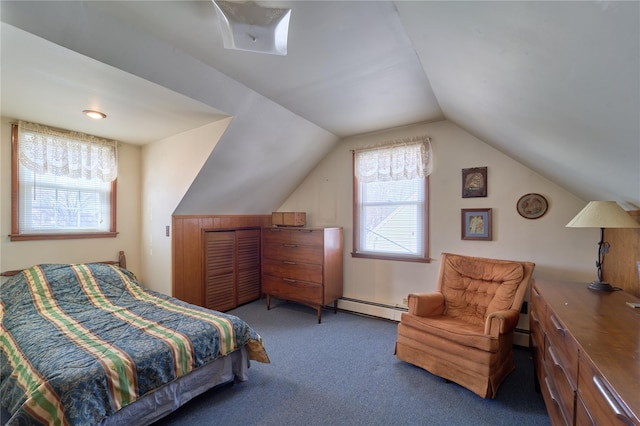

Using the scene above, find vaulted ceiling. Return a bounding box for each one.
[1,1,638,211]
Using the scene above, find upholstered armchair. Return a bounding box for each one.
[395,253,535,398]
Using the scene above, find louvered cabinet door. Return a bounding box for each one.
[204,231,236,312]
[236,229,261,305]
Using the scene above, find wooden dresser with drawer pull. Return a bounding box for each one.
[531,279,640,426]
[261,227,343,323]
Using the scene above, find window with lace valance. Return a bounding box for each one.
[352,136,432,262]
[11,121,119,240]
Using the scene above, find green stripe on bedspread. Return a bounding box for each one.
[24,266,139,412]
[72,264,195,378]
[0,301,68,426]
[0,262,269,426]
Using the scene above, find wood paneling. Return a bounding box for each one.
[172,215,271,306]
[603,210,640,296]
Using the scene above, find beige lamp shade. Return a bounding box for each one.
[566,201,640,228]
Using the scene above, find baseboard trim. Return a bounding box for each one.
[336,298,531,348]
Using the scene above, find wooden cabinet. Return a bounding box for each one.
[172,215,270,309]
[204,229,260,312]
[531,280,640,426]
[262,227,343,323]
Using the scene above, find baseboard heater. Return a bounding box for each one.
[514,328,531,348]
[338,297,530,348]
[339,297,408,311]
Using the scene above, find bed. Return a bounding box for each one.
[0,252,269,425]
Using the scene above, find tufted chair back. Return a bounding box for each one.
[438,253,528,326]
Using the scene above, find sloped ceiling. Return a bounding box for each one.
[1,1,638,211]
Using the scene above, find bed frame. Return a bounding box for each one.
[0,250,127,277]
[1,251,252,426]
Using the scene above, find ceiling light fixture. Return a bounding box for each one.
[83,110,107,120]
[212,1,291,56]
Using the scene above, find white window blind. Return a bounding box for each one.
[354,137,432,258]
[16,121,118,234]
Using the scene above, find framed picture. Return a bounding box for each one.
[517,193,548,219]
[462,167,487,198]
[462,208,492,241]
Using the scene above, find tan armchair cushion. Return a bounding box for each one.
[441,255,524,326]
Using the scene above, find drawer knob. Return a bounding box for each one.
[592,375,634,424]
[531,311,540,325]
[283,260,296,265]
[550,315,565,335]
[547,346,569,380]
[283,244,298,248]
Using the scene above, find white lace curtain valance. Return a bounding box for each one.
[354,136,433,183]
[18,121,118,182]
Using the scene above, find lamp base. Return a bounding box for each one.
[587,281,615,291]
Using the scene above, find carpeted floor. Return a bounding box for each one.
[154,299,550,426]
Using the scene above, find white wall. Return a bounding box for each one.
[0,117,143,275]
[279,120,598,319]
[141,118,231,295]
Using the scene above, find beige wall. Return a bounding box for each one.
[141,118,231,294]
[1,117,229,295]
[0,117,143,275]
[279,120,598,319]
[2,116,599,315]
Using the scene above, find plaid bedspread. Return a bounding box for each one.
[0,263,269,426]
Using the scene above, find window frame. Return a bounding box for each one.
[10,123,118,241]
[351,151,430,263]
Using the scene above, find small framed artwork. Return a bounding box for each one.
[462,208,492,241]
[516,193,548,219]
[462,167,487,198]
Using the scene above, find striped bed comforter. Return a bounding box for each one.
[0,263,269,426]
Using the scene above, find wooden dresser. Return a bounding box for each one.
[262,227,343,323]
[530,279,640,426]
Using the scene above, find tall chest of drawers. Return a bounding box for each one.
[530,280,640,426]
[262,227,343,323]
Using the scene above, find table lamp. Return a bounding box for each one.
[566,201,640,291]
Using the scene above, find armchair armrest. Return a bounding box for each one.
[484,309,520,336]
[407,292,445,317]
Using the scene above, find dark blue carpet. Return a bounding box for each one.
[154,299,550,426]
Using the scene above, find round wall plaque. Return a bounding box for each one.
[517,193,548,219]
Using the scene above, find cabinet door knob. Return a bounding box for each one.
[593,375,633,424]
[549,314,565,335]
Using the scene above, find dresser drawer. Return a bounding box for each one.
[577,355,640,426]
[262,275,323,304]
[288,228,324,245]
[544,343,576,425]
[545,311,579,388]
[262,228,324,246]
[262,258,323,283]
[263,241,324,264]
[541,363,572,426]
[529,309,545,376]
[530,285,546,329]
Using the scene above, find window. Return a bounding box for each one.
[352,137,432,262]
[10,121,118,241]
